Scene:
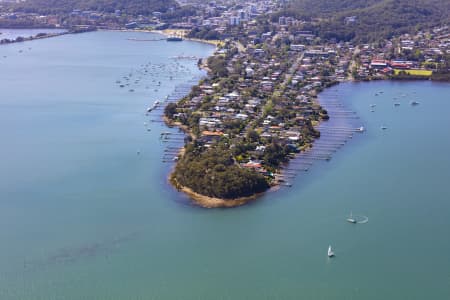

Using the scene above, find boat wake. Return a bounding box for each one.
[355,215,369,224]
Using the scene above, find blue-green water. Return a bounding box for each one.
[1,32,450,299]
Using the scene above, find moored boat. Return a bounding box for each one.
[346,212,357,223]
[328,245,335,257]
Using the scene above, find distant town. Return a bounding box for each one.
[1,0,448,80]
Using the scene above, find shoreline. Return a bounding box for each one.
[152,29,221,46]
[164,114,278,208]
[161,51,336,208]
[0,31,68,45]
[170,176,267,208]
[163,80,353,208]
[152,32,444,207]
[163,117,263,208]
[109,28,221,47]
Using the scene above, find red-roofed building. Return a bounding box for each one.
[242,161,262,168]
[390,63,410,69]
[201,131,224,136]
[370,59,387,69]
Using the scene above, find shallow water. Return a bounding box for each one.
[1,31,450,299]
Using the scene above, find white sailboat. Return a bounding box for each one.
[327,245,335,257]
[347,212,357,223]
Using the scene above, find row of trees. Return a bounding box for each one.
[207,55,228,78]
[187,27,221,41]
[431,54,450,82]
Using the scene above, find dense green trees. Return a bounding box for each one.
[9,0,178,16]
[173,146,269,199]
[164,103,177,119]
[280,0,450,43]
[263,142,288,169]
[207,55,228,78]
[187,27,221,40]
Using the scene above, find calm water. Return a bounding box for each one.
[0,28,67,40]
[1,32,450,299]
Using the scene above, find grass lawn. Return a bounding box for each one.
[394,69,433,76]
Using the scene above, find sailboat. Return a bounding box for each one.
[347,212,357,223]
[327,245,335,257]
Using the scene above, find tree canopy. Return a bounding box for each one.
[277,0,450,42]
[173,145,270,199]
[10,0,178,16]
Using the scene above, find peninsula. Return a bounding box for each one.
[165,35,329,206]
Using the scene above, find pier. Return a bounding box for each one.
[277,88,364,188]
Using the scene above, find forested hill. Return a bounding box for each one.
[10,0,178,16]
[287,0,384,17]
[279,0,450,42]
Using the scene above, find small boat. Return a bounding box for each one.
[347,212,357,223]
[381,125,388,130]
[370,104,376,108]
[357,126,365,132]
[327,245,335,257]
[394,103,400,106]
[410,101,420,106]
